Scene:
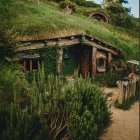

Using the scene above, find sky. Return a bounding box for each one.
[92,0,139,18]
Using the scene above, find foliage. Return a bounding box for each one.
[0,64,111,139]
[94,72,123,87]
[0,63,29,104]
[72,0,101,8]
[59,0,76,11]
[0,0,16,5]
[0,29,17,63]
[104,0,133,28]
[115,96,138,110]
[107,4,132,28]
[39,46,60,77]
[64,77,111,139]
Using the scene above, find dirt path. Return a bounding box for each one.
[100,88,139,140]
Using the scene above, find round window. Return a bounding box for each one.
[97,58,106,72]
[97,58,104,68]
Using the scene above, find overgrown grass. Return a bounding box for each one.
[0,0,138,59]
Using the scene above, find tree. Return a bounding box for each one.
[103,0,132,28]
[0,29,17,63]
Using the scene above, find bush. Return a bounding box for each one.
[64,77,111,139]
[106,3,134,28]
[0,63,30,104]
[0,29,17,62]
[59,0,76,11]
[115,96,138,110]
[0,65,111,139]
[72,0,101,8]
[94,72,123,87]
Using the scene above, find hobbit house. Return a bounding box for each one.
[17,34,121,78]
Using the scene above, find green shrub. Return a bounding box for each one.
[0,63,31,109]
[115,96,138,110]
[0,29,17,62]
[94,72,123,87]
[59,0,76,11]
[0,63,19,103]
[0,65,111,139]
[64,77,111,139]
[72,0,101,8]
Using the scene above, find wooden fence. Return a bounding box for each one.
[116,80,138,104]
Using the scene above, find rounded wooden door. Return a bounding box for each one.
[62,50,77,77]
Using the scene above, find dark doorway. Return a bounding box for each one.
[62,44,92,77]
[62,47,78,77]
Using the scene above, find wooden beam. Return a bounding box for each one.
[92,47,97,76]
[85,40,118,55]
[57,39,80,46]
[17,39,80,52]
[108,52,112,72]
[17,43,45,52]
[16,35,120,57]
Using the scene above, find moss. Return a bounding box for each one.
[39,46,61,77]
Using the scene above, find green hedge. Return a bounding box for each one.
[94,72,123,87]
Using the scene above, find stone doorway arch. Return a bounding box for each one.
[89,12,109,22]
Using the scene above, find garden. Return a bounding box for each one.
[0,63,112,140]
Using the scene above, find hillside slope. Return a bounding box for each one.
[0,1,139,59]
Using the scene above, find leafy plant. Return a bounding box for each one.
[94,72,123,87]
[115,96,138,110]
[59,0,76,11]
[72,0,101,8]
[64,76,112,139]
[0,29,17,63]
[0,63,111,139]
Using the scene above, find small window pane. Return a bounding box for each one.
[25,60,30,71]
[32,59,38,71]
[97,58,104,68]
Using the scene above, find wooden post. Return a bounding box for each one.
[38,60,40,71]
[23,60,26,73]
[117,81,124,104]
[132,64,136,73]
[30,60,32,72]
[57,49,63,79]
[92,47,97,76]
[108,52,112,71]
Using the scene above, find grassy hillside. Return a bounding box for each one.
[0,0,139,60]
